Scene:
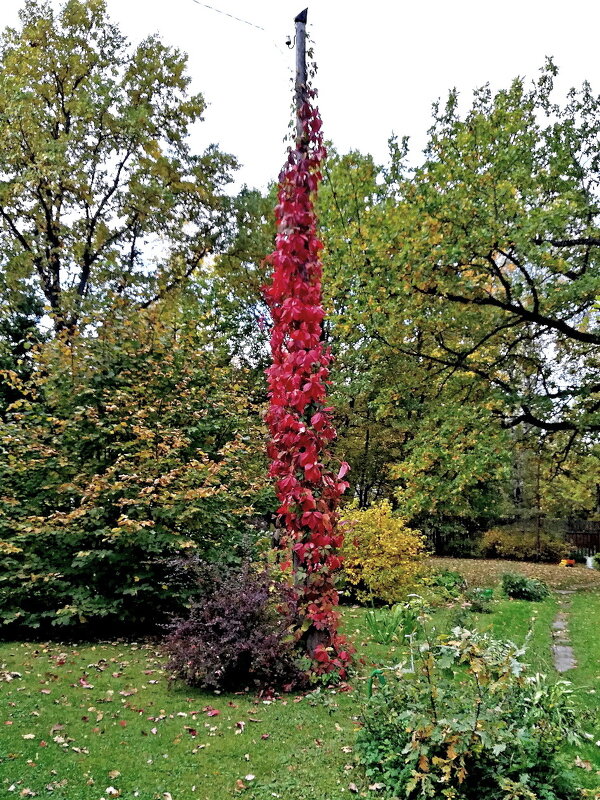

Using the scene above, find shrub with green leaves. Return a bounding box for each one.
[0,310,269,632]
[358,628,581,799]
[501,572,550,601]
[465,586,494,613]
[428,569,467,597]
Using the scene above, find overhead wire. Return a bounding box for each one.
[188,0,266,31]
[188,0,292,64]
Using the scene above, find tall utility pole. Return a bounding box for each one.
[265,6,351,677]
[289,7,308,582]
[295,8,308,145]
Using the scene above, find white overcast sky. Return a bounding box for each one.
[1,0,599,191]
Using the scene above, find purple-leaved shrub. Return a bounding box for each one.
[163,562,303,691]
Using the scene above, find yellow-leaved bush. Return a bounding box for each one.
[341,500,427,603]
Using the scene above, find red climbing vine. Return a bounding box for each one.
[264,91,352,679]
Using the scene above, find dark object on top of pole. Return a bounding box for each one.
[294,9,308,146]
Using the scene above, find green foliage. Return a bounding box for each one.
[427,569,467,597]
[0,0,235,332]
[358,628,581,799]
[501,573,550,602]
[0,285,46,414]
[422,518,484,558]
[191,63,600,531]
[341,500,427,604]
[387,62,600,441]
[465,587,495,613]
[320,150,514,521]
[364,602,419,646]
[0,304,269,631]
[540,443,600,518]
[483,527,570,563]
[209,148,514,528]
[0,0,263,633]
[322,65,600,518]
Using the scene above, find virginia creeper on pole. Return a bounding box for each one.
[264,19,351,679]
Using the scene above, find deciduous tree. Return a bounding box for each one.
[0,0,235,332]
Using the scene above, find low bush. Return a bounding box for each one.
[570,551,588,565]
[427,568,467,597]
[450,588,494,627]
[465,586,494,613]
[164,562,302,692]
[481,526,570,563]
[502,572,550,601]
[364,602,420,646]
[341,500,427,604]
[358,627,581,799]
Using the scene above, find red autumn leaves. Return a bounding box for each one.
[264,93,351,678]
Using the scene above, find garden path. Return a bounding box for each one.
[552,590,577,672]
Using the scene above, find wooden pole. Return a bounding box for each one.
[294,8,308,146]
[289,8,309,584]
[536,442,542,561]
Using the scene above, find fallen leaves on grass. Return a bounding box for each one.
[1,669,22,682]
[430,557,600,590]
[575,755,593,771]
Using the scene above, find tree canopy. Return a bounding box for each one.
[213,64,600,525]
[2,0,600,633]
[382,62,600,440]
[0,0,235,332]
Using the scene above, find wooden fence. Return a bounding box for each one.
[564,520,600,556]
[429,519,600,557]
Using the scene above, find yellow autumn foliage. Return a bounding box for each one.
[341,500,427,604]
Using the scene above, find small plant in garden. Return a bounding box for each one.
[502,572,550,601]
[365,603,420,646]
[465,586,494,613]
[358,626,582,799]
[424,568,468,602]
[450,588,494,628]
[164,562,302,691]
[341,500,427,604]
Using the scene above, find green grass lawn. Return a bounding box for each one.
[566,591,600,792]
[1,591,599,799]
